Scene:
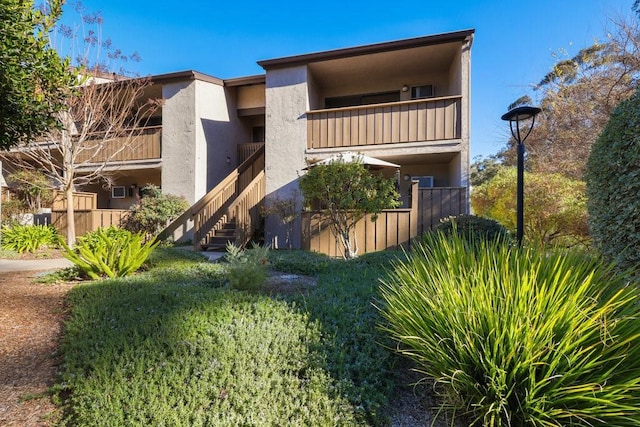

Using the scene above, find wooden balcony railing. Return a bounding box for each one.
[307,96,461,149]
[76,126,162,163]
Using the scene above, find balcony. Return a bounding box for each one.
[76,126,162,164]
[306,96,461,150]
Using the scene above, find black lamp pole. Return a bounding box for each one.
[501,106,541,246]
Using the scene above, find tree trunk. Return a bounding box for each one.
[65,184,76,246]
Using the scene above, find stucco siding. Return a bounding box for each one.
[264,65,309,249]
[161,80,197,203]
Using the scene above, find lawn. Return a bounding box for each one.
[54,248,407,426]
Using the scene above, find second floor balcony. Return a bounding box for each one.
[76,125,162,164]
[306,95,461,150]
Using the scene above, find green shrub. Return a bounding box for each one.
[586,88,640,273]
[1,198,28,226]
[62,227,159,279]
[432,214,510,245]
[379,233,640,426]
[121,184,189,240]
[224,242,269,290]
[0,224,60,253]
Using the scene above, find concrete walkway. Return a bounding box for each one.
[0,249,224,274]
[0,258,72,273]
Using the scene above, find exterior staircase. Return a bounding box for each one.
[160,144,265,250]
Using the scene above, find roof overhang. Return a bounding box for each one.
[257,29,474,70]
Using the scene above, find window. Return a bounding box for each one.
[412,176,434,188]
[111,186,126,198]
[252,126,265,143]
[325,91,400,108]
[411,85,434,99]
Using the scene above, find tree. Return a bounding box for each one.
[500,18,640,180]
[586,88,640,273]
[299,158,399,259]
[5,170,54,211]
[0,3,158,245]
[0,0,75,150]
[470,155,503,187]
[471,167,589,247]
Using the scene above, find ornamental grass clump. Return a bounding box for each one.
[379,233,640,426]
[0,224,60,253]
[62,227,158,279]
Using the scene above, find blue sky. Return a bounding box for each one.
[58,0,635,160]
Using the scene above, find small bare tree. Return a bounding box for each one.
[0,2,159,244]
[1,74,159,244]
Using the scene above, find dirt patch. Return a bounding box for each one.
[0,271,74,426]
[263,270,318,295]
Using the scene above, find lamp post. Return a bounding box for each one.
[501,106,541,246]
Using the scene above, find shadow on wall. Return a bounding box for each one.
[201,118,239,191]
[264,180,303,250]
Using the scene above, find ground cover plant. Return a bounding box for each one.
[0,224,60,253]
[55,248,401,426]
[379,233,640,426]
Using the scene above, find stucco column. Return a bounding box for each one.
[264,66,309,249]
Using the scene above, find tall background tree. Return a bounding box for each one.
[0,0,75,150]
[498,18,640,180]
[472,8,640,247]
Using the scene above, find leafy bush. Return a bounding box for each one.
[299,157,400,259]
[121,184,189,240]
[1,198,28,226]
[586,88,640,273]
[472,167,589,246]
[432,214,510,245]
[224,242,269,290]
[62,227,159,279]
[379,233,640,426]
[0,224,60,253]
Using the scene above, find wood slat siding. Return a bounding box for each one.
[51,209,128,238]
[75,126,162,163]
[301,182,419,257]
[416,187,468,234]
[307,96,461,149]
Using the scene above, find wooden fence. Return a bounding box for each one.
[51,209,128,238]
[300,184,469,257]
[51,191,127,237]
[416,187,468,233]
[301,182,419,257]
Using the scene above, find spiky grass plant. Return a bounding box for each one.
[0,224,60,253]
[379,233,640,426]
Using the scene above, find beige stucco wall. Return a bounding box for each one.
[264,65,309,249]
[162,80,198,203]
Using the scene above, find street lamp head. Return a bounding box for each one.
[501,105,541,145]
[501,106,542,122]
